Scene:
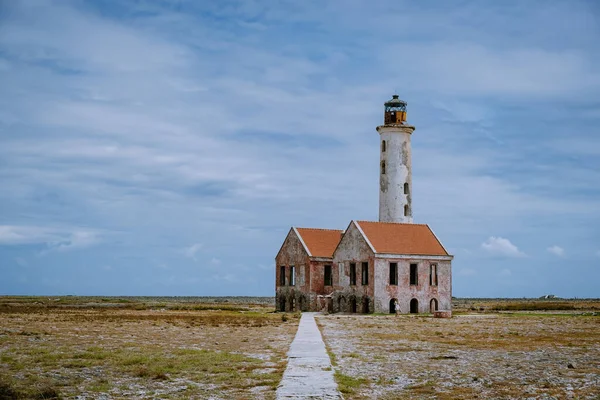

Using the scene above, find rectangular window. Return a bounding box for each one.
[410,263,418,285]
[324,265,332,286]
[290,265,295,286]
[350,263,356,286]
[389,262,398,285]
[361,262,369,285]
[279,266,286,286]
[429,264,438,286]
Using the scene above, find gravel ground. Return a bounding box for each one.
[317,313,600,399]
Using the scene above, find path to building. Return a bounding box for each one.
[276,312,342,399]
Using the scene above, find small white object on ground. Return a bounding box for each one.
[276,312,342,399]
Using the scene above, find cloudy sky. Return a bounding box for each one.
[1,0,599,297]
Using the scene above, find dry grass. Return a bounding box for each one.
[318,299,600,400]
[0,296,298,399]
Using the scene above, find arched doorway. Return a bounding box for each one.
[430,298,438,313]
[363,297,370,314]
[337,296,346,313]
[350,297,357,313]
[389,298,398,314]
[279,296,286,312]
[410,298,418,314]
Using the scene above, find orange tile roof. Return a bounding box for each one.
[295,228,343,258]
[356,221,449,256]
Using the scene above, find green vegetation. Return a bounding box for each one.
[334,371,369,395]
[0,296,297,399]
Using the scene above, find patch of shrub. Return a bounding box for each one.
[32,385,61,399]
[0,381,19,400]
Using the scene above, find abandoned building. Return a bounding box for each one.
[275,95,453,314]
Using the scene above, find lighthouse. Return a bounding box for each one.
[377,95,415,223]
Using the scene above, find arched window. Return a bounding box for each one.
[404,182,409,195]
[381,161,386,175]
[381,140,386,152]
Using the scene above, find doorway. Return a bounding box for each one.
[410,298,418,314]
[430,298,438,313]
[389,298,398,314]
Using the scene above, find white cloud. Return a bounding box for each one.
[0,1,598,298]
[481,237,525,257]
[547,245,565,257]
[45,230,100,252]
[0,225,100,252]
[210,257,221,266]
[183,243,203,260]
[0,225,57,245]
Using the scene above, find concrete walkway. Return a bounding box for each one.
[276,312,342,399]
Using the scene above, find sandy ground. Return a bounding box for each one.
[317,313,600,399]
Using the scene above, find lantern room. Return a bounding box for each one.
[384,94,407,125]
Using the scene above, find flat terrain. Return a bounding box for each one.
[1,297,599,399]
[0,296,298,399]
[318,300,600,399]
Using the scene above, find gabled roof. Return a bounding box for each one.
[295,228,343,258]
[355,221,449,256]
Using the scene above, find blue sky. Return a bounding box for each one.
[1,0,599,297]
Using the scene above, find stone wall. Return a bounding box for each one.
[373,257,452,313]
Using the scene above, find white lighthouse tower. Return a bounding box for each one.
[377,95,415,223]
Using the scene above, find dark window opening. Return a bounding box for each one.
[289,265,295,286]
[404,205,409,217]
[350,263,356,286]
[363,297,370,314]
[404,182,409,194]
[279,266,286,286]
[361,262,369,285]
[389,262,398,285]
[381,161,386,175]
[430,298,438,313]
[351,298,357,313]
[382,140,386,152]
[410,263,418,285]
[429,264,438,286]
[410,298,418,314]
[324,265,332,286]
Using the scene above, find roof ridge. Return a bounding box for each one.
[356,220,430,227]
[295,227,344,232]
